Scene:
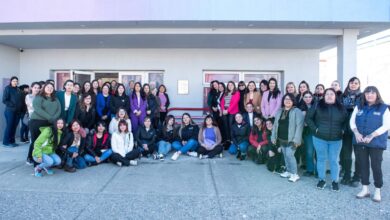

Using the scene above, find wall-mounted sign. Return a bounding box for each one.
[178,80,189,95]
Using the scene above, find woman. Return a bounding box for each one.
[81,81,96,106]
[84,121,112,166]
[91,80,100,96]
[216,82,226,145]
[19,84,30,143]
[314,84,325,101]
[130,82,147,134]
[110,83,130,118]
[171,113,199,161]
[73,83,81,98]
[135,117,157,158]
[331,80,343,101]
[157,115,178,161]
[263,118,283,173]
[237,81,247,113]
[197,115,223,159]
[60,120,87,172]
[228,113,250,160]
[56,79,77,125]
[157,84,170,125]
[27,82,61,166]
[306,88,347,191]
[110,80,118,96]
[244,81,262,114]
[32,118,66,177]
[295,80,311,109]
[2,76,22,147]
[271,93,304,183]
[299,91,316,176]
[351,86,390,202]
[111,119,139,166]
[259,79,269,96]
[144,83,160,129]
[285,82,298,97]
[25,82,41,118]
[207,80,220,121]
[109,108,132,134]
[340,77,362,187]
[96,84,111,125]
[261,78,282,119]
[75,94,96,134]
[220,81,241,145]
[248,116,269,164]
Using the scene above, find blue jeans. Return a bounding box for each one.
[3,109,19,145]
[228,141,249,155]
[313,137,342,182]
[84,149,113,163]
[304,134,316,173]
[158,141,172,155]
[172,139,198,154]
[33,153,61,169]
[281,143,297,174]
[67,146,87,169]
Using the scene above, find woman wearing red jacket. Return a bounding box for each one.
[219,81,240,145]
[247,115,269,164]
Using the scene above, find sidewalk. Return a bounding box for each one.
[0,143,389,219]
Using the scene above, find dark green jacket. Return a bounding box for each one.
[56,91,77,124]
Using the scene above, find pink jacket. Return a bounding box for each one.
[220,92,241,115]
[261,90,282,118]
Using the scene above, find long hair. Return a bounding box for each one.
[50,118,66,149]
[281,93,297,108]
[285,82,297,96]
[202,114,217,128]
[115,83,126,96]
[162,115,176,137]
[115,107,129,120]
[358,86,385,110]
[132,82,146,100]
[179,113,196,138]
[267,78,281,100]
[39,82,56,101]
[81,81,92,95]
[117,119,129,133]
[79,93,93,111]
[343,77,361,96]
[318,88,344,111]
[225,81,237,95]
[298,80,310,95]
[246,81,258,93]
[157,84,167,97]
[251,115,264,135]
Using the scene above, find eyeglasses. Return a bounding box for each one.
[303,96,312,99]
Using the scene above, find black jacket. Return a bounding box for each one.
[2,85,22,112]
[146,94,160,118]
[110,94,130,115]
[75,106,96,130]
[231,122,250,145]
[86,132,111,157]
[242,112,260,127]
[62,132,86,155]
[136,126,157,147]
[179,124,199,141]
[305,102,348,141]
[156,92,170,109]
[159,126,179,143]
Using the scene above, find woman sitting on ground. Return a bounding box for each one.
[157,115,178,161]
[197,115,223,159]
[135,117,157,158]
[84,121,112,166]
[247,116,269,164]
[111,119,139,167]
[171,113,199,161]
[228,113,250,160]
[109,107,132,134]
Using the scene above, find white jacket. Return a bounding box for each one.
[109,118,132,134]
[111,131,134,157]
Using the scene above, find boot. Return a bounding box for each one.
[372,188,381,203]
[356,185,370,199]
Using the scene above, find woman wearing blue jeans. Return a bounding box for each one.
[306,88,347,191]
[157,115,178,160]
[171,113,199,161]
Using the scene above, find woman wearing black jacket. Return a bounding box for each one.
[2,76,22,147]
[207,80,220,121]
[228,113,250,160]
[156,85,170,125]
[157,115,178,160]
[84,121,112,166]
[109,83,130,118]
[171,113,199,161]
[306,88,348,191]
[136,117,157,158]
[75,94,96,134]
[143,83,160,129]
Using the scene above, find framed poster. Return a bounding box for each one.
[178,80,189,95]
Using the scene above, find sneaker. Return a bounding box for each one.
[43,167,54,175]
[64,166,76,173]
[129,160,138,166]
[187,151,198,157]
[280,171,291,178]
[158,154,165,161]
[219,153,223,158]
[240,154,246,161]
[171,152,180,161]
[332,181,340,192]
[199,154,203,159]
[26,158,34,166]
[340,178,351,185]
[200,154,209,159]
[34,166,43,177]
[152,153,158,160]
[2,143,14,148]
[317,180,326,190]
[116,162,122,167]
[288,174,300,182]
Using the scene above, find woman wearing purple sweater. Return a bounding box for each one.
[261,78,282,119]
[130,82,147,134]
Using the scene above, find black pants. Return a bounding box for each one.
[111,149,140,166]
[294,144,306,167]
[221,113,234,142]
[159,112,167,124]
[355,145,384,188]
[341,133,360,181]
[138,144,156,157]
[264,144,284,172]
[27,119,51,160]
[197,145,223,158]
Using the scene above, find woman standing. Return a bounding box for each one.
[351,86,390,202]
[331,80,343,101]
[171,113,199,161]
[56,80,77,126]
[340,77,362,187]
[2,76,22,147]
[96,84,111,126]
[244,81,262,114]
[84,121,112,166]
[27,82,61,165]
[261,78,282,119]
[130,82,147,134]
[109,83,129,118]
[157,115,178,160]
[314,84,325,101]
[228,113,250,160]
[220,81,241,145]
[197,115,223,159]
[271,94,304,183]
[285,82,298,97]
[157,84,170,125]
[207,80,220,121]
[144,83,160,129]
[306,88,347,191]
[75,94,96,134]
[111,119,139,166]
[216,82,226,145]
[295,80,310,110]
[91,80,100,96]
[237,81,247,113]
[259,80,269,96]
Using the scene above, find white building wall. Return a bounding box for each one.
[0,44,20,141]
[20,49,319,113]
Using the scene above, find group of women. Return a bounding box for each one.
[2,76,389,203]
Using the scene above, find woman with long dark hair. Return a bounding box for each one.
[244,81,262,114]
[130,82,147,134]
[207,80,220,121]
[156,84,170,125]
[237,81,247,113]
[248,115,268,164]
[96,84,111,125]
[75,93,96,134]
[56,79,77,125]
[197,115,223,159]
[144,83,160,129]
[220,81,241,146]
[157,115,178,160]
[295,80,311,109]
[84,121,112,166]
[171,113,199,161]
[110,83,129,118]
[259,79,269,96]
[261,78,282,119]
